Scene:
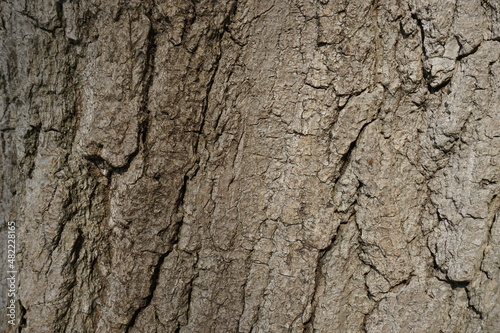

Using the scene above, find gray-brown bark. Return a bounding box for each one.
[1,0,499,332]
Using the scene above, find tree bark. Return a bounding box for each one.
[1,0,499,332]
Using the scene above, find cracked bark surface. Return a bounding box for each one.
[0,0,499,332]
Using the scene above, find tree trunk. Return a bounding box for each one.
[1,0,499,332]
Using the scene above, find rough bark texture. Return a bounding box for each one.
[1,0,499,332]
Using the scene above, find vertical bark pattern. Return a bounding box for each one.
[1,0,499,332]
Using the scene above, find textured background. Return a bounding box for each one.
[1,0,499,332]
